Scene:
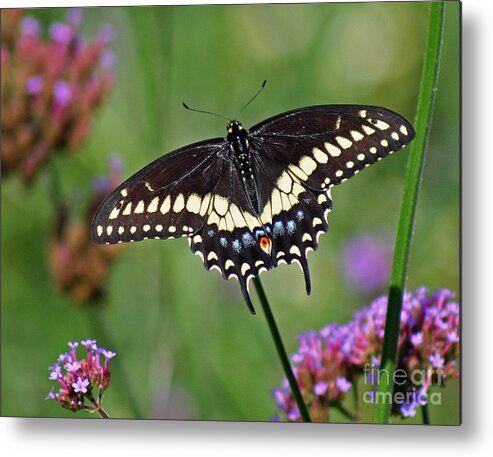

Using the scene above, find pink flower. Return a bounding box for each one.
[273,288,460,422]
[46,339,116,414]
[1,9,114,182]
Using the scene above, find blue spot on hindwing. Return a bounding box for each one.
[242,232,255,247]
[254,229,265,240]
[220,237,228,247]
[273,221,285,237]
[286,220,296,234]
[232,239,242,253]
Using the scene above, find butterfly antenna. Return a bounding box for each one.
[234,80,267,120]
[182,102,231,122]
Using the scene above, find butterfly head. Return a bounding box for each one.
[226,120,247,142]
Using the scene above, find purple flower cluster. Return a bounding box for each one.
[273,288,460,422]
[342,234,392,294]
[1,9,114,182]
[356,288,459,417]
[46,339,116,414]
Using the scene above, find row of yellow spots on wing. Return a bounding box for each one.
[99,185,213,240]
[249,146,335,224]
[303,112,412,188]
[109,183,213,222]
[206,195,260,233]
[266,175,305,218]
[110,186,262,236]
[254,161,315,224]
[96,220,194,240]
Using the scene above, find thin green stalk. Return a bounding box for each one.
[372,2,445,424]
[352,379,360,420]
[129,8,168,150]
[422,403,430,425]
[96,406,110,419]
[86,390,110,418]
[253,278,311,422]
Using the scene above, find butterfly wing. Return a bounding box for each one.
[247,105,415,292]
[92,135,273,313]
[250,105,415,189]
[91,138,228,244]
[248,152,330,295]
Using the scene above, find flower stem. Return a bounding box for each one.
[253,277,311,422]
[86,390,110,418]
[352,380,361,420]
[96,405,110,419]
[422,403,430,425]
[372,2,445,424]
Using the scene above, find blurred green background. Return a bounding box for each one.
[1,2,460,423]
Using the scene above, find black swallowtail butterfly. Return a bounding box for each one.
[91,86,415,314]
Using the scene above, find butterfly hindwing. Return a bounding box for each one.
[251,152,333,294]
[188,151,335,311]
[188,161,273,313]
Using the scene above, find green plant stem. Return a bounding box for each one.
[253,278,311,422]
[87,390,110,418]
[372,2,445,424]
[96,406,110,419]
[422,403,430,425]
[352,380,360,420]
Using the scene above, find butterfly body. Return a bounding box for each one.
[92,104,415,313]
[227,121,260,214]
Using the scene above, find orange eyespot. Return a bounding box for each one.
[259,236,272,254]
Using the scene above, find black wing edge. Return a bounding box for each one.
[250,103,416,143]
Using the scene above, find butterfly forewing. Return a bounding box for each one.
[250,105,415,189]
[91,138,227,244]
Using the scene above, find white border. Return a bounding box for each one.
[2,0,492,455]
